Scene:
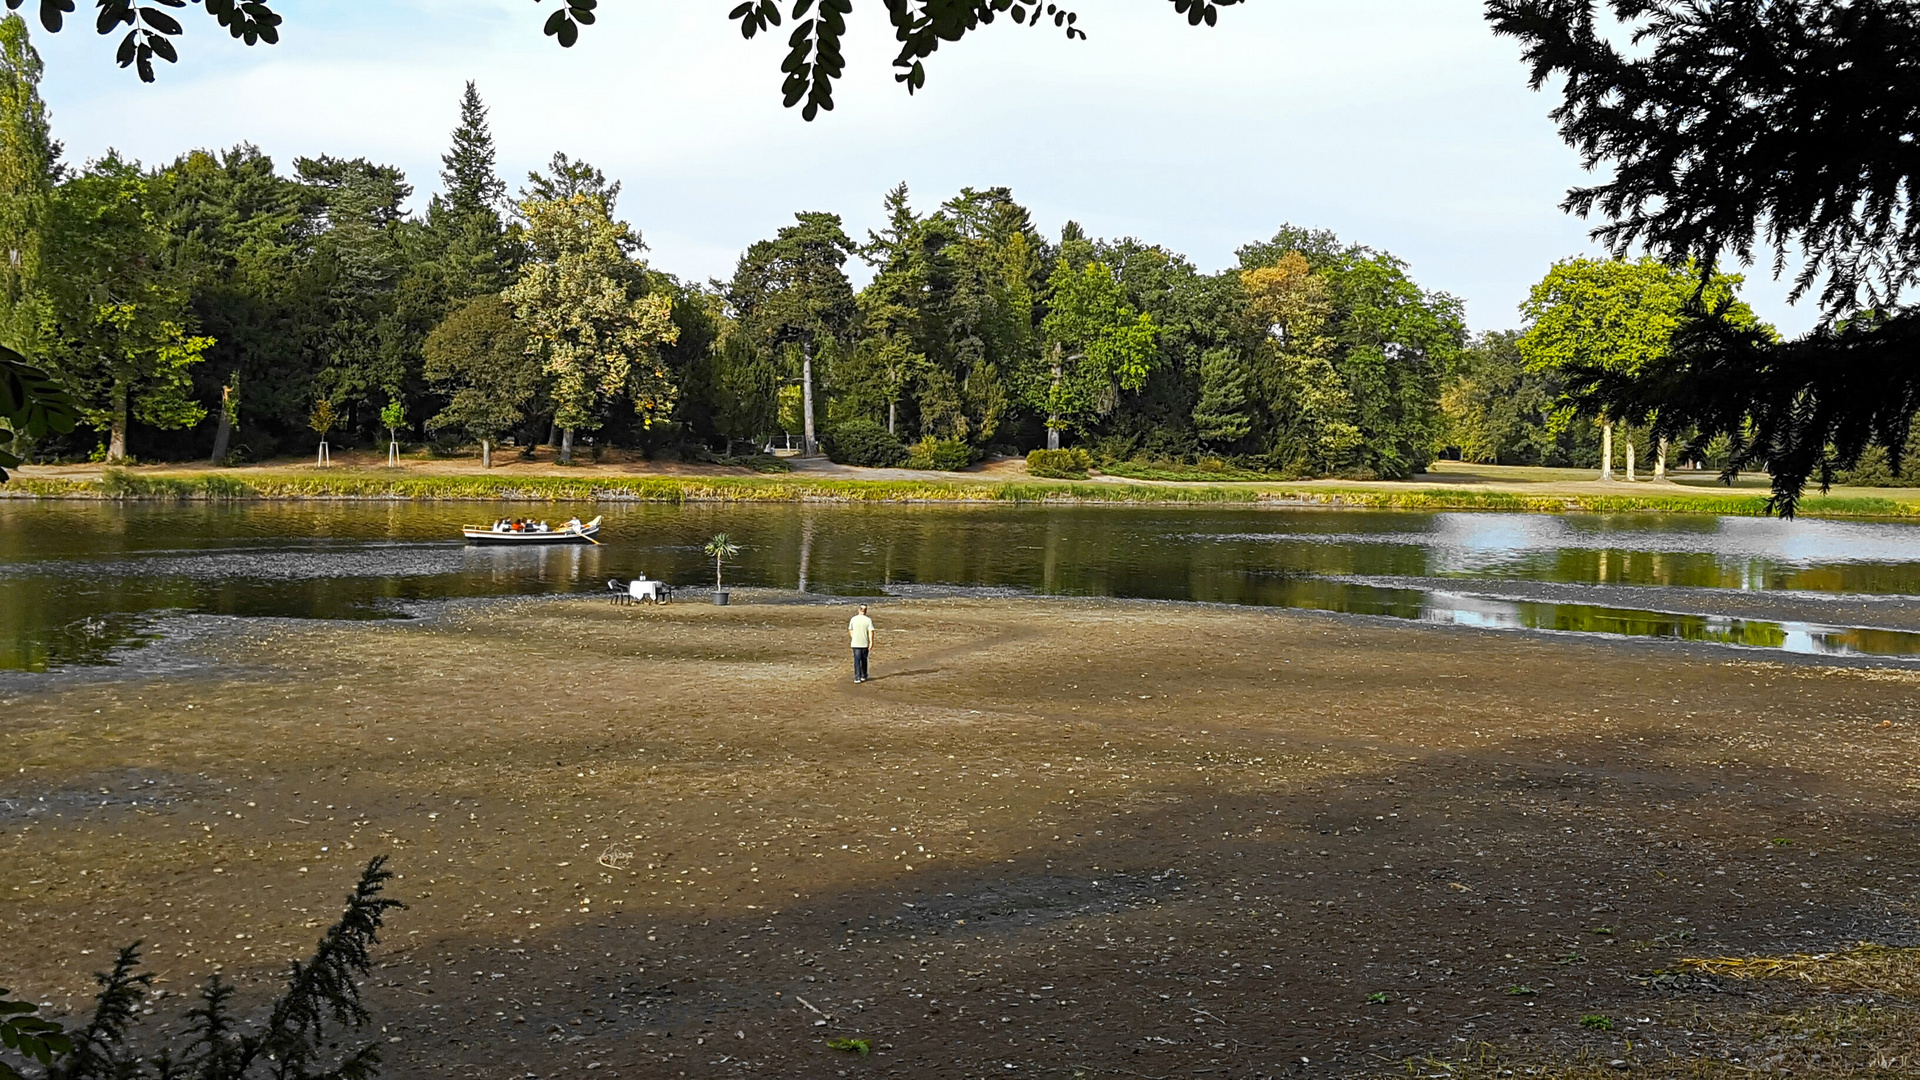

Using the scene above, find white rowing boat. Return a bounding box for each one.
[462,516,602,546]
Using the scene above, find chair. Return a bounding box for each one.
[607,578,630,606]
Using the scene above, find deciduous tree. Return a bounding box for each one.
[40,154,211,462]
[1033,257,1158,449]
[727,212,857,455]
[505,183,677,463]
[423,295,538,468]
[1517,256,1756,479]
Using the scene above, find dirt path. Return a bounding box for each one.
[3,597,1917,1078]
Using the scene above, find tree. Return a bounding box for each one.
[922,188,1039,449]
[379,395,404,465]
[1440,330,1595,467]
[0,13,53,358]
[423,295,538,468]
[1032,258,1158,449]
[296,155,415,434]
[1490,0,1920,512]
[307,395,336,465]
[1241,253,1356,473]
[1238,229,1464,479]
[438,82,505,221]
[156,144,315,458]
[505,183,678,463]
[40,154,212,462]
[423,82,516,301]
[1191,345,1253,445]
[1517,256,1756,480]
[849,184,936,435]
[704,532,740,591]
[726,212,857,456]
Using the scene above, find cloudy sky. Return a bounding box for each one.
[31,0,1815,335]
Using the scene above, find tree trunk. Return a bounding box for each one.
[481,438,492,469]
[209,386,233,465]
[107,377,129,463]
[546,422,558,450]
[1626,438,1636,482]
[1600,421,1614,481]
[801,340,817,457]
[1047,343,1063,451]
[887,398,896,436]
[559,427,575,464]
[1655,437,1668,479]
[714,557,723,590]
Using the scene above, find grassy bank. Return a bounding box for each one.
[0,468,1259,505]
[6,466,1920,518]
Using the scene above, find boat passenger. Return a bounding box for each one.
[564,517,583,532]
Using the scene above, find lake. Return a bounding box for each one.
[7,500,1920,671]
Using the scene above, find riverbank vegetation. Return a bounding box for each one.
[12,465,1920,519]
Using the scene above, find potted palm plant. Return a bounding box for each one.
[704,532,740,605]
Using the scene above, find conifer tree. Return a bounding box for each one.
[425,82,513,298]
[439,81,504,219]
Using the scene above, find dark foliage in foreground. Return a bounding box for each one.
[1488,0,1920,514]
[0,858,401,1080]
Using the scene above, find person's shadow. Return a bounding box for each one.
[866,667,942,682]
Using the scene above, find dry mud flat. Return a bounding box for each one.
[3,596,1918,1078]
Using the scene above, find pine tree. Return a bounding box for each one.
[0,13,56,356]
[424,82,513,300]
[1191,346,1253,446]
[439,81,504,219]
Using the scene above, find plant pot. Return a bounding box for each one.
[712,590,730,606]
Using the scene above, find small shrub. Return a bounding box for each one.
[824,420,908,468]
[1026,448,1092,479]
[1365,991,1390,1004]
[1580,1014,1614,1031]
[904,436,975,472]
[827,1037,871,1055]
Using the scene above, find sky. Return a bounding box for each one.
[31,0,1818,336]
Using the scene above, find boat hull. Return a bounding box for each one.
[462,520,600,546]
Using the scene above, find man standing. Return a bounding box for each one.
[848,604,875,684]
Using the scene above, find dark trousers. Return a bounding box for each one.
[852,647,869,681]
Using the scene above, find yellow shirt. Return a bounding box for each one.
[848,613,874,648]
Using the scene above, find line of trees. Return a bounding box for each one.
[0,13,1766,483]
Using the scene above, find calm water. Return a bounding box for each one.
[7,501,1920,671]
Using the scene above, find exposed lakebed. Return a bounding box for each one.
[7,500,1920,670]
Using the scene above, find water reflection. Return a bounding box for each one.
[7,501,1920,670]
[1418,591,1907,658]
